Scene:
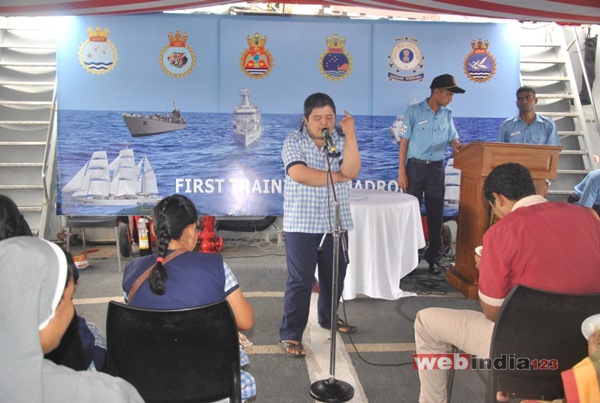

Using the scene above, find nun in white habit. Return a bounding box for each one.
[0,237,143,402]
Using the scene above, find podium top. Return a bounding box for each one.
[453,141,562,179]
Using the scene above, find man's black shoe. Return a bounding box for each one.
[428,262,443,275]
[567,194,580,204]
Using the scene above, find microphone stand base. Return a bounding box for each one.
[310,378,354,402]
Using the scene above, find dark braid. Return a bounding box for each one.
[148,194,198,295]
[149,221,170,295]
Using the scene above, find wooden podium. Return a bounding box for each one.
[446,142,562,299]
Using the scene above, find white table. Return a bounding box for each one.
[343,188,426,300]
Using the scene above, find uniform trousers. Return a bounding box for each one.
[406,158,445,264]
[279,231,348,342]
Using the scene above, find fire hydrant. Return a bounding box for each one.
[198,215,223,253]
[137,216,152,256]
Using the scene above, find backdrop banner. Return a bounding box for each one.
[56,14,520,217]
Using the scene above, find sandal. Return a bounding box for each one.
[321,319,358,334]
[335,319,357,334]
[279,340,306,358]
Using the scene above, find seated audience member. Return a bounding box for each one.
[0,237,143,402]
[63,249,108,371]
[414,162,600,403]
[0,193,108,372]
[0,193,33,239]
[569,168,600,218]
[122,194,256,402]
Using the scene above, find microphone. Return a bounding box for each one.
[321,128,336,152]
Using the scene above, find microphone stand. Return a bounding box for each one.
[310,142,354,403]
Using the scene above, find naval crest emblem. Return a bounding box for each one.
[160,31,196,78]
[79,27,118,75]
[240,33,274,79]
[464,39,496,83]
[387,37,425,82]
[319,34,352,81]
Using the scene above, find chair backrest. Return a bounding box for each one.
[44,316,87,371]
[487,284,600,402]
[106,300,241,403]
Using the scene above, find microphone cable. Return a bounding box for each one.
[338,294,415,368]
[337,244,456,367]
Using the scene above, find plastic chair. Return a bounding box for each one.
[65,216,126,271]
[106,300,242,403]
[486,285,600,402]
[448,285,600,402]
[44,316,87,371]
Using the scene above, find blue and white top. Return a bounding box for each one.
[282,126,353,233]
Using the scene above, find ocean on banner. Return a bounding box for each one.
[56,110,502,216]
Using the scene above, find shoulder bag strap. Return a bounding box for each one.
[127,248,188,302]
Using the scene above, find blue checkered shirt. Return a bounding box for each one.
[223,263,256,402]
[282,126,353,233]
[223,262,238,294]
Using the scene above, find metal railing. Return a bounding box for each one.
[41,76,57,205]
[572,26,600,145]
[39,76,58,239]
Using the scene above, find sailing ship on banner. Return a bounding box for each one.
[61,148,160,206]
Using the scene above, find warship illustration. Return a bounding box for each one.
[122,102,186,137]
[389,115,404,143]
[233,89,262,147]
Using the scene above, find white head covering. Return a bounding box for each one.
[0,237,66,400]
[37,240,68,330]
[0,237,144,402]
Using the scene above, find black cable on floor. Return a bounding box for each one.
[339,244,457,367]
[339,295,414,368]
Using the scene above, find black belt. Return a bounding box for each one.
[410,158,442,165]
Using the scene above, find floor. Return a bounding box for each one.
[71,235,487,402]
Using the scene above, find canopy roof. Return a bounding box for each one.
[1,0,599,24]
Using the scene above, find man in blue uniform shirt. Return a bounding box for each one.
[570,168,600,218]
[498,86,560,146]
[498,86,560,196]
[398,74,463,275]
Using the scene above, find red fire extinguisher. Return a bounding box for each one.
[137,216,152,256]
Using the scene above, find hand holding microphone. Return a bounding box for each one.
[321,128,336,152]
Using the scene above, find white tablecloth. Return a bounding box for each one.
[343,188,426,300]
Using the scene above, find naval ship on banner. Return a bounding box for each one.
[122,102,186,137]
[61,148,160,206]
[233,89,262,147]
[389,114,405,143]
[389,99,421,143]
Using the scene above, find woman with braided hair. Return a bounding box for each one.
[122,194,256,402]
